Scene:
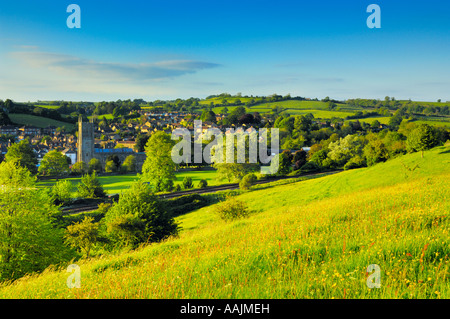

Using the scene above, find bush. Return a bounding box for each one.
[76,172,107,199]
[104,181,179,248]
[239,173,257,190]
[64,216,100,258]
[198,179,208,188]
[216,196,249,221]
[344,155,366,171]
[182,176,194,189]
[51,179,73,205]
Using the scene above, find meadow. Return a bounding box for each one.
[8,113,75,130]
[2,145,449,299]
[37,169,220,195]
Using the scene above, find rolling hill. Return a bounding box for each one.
[1,144,449,299]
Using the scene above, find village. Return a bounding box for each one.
[0,109,259,169]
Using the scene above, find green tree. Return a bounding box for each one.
[76,172,106,199]
[141,131,177,192]
[105,160,118,173]
[121,155,136,173]
[38,150,70,176]
[5,140,38,175]
[406,123,437,158]
[278,150,293,175]
[214,163,247,182]
[64,216,100,258]
[88,158,103,173]
[182,176,194,189]
[104,181,179,247]
[239,173,257,190]
[198,179,208,188]
[71,161,89,175]
[51,179,73,205]
[0,162,74,281]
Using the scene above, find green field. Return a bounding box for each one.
[37,170,220,195]
[9,113,75,130]
[3,144,449,298]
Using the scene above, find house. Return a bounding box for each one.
[19,125,41,136]
[0,125,18,136]
[62,147,77,165]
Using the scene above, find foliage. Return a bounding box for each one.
[182,176,194,189]
[121,155,137,173]
[71,161,88,175]
[76,172,107,199]
[64,216,100,258]
[216,196,249,221]
[239,173,257,190]
[104,181,179,248]
[5,139,38,175]
[51,179,73,205]
[88,158,103,173]
[406,123,438,157]
[105,160,118,173]
[198,179,208,188]
[142,131,177,191]
[38,150,70,176]
[0,164,75,282]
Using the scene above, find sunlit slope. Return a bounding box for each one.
[1,145,449,299]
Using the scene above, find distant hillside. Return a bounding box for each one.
[8,113,75,130]
[1,144,449,298]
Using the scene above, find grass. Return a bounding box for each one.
[37,170,220,195]
[2,144,449,298]
[8,113,75,130]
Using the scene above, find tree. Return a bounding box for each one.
[88,158,102,173]
[214,163,247,182]
[292,149,307,170]
[38,150,70,176]
[105,160,118,173]
[406,123,437,158]
[64,217,100,258]
[76,172,106,198]
[51,179,73,205]
[121,155,136,173]
[239,173,257,190]
[141,131,177,192]
[71,161,88,175]
[363,138,389,166]
[198,179,208,188]
[182,176,194,189]
[278,150,293,175]
[104,181,179,247]
[0,162,74,281]
[5,140,38,175]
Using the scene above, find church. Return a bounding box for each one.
[77,116,146,172]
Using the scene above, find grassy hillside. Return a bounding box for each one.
[9,113,75,130]
[1,146,449,298]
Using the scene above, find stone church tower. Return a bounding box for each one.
[77,116,95,164]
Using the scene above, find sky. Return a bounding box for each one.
[0,0,449,102]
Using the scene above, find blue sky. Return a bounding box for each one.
[0,0,449,102]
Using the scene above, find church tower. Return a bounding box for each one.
[77,116,95,164]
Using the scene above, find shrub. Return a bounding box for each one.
[51,179,73,205]
[239,173,257,190]
[198,179,208,188]
[182,176,194,189]
[104,181,179,248]
[64,216,100,258]
[76,172,106,199]
[216,196,249,221]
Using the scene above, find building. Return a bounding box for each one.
[77,117,146,171]
[77,116,95,164]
